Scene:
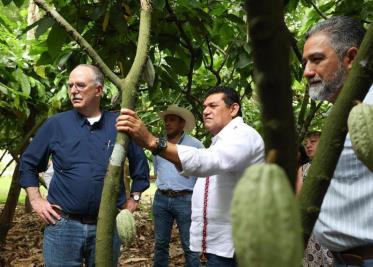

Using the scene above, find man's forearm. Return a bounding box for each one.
[157,142,182,169]
[26,187,43,203]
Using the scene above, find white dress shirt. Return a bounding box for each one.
[177,117,265,258]
[314,85,373,251]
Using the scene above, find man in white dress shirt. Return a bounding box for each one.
[302,16,373,267]
[116,86,264,266]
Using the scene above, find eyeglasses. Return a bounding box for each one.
[67,82,95,90]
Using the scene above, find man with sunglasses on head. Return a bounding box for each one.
[19,64,150,267]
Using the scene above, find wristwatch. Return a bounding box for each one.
[130,193,141,202]
[152,137,168,155]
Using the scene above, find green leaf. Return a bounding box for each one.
[35,17,55,39]
[236,52,252,69]
[224,13,244,25]
[153,0,165,10]
[1,0,12,6]
[142,57,155,86]
[0,82,9,94]
[13,68,31,97]
[285,0,299,12]
[34,65,47,79]
[47,25,68,58]
[37,52,53,65]
[164,57,189,76]
[13,0,25,8]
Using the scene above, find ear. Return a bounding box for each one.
[230,103,240,117]
[95,84,103,97]
[343,47,358,70]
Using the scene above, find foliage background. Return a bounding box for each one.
[0,0,372,186]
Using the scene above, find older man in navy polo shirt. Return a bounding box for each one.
[19,64,150,267]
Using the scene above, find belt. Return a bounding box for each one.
[332,245,373,266]
[55,209,98,225]
[158,189,193,198]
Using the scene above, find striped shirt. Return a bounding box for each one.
[314,85,373,251]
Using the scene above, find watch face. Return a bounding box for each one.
[132,194,140,201]
[159,137,168,149]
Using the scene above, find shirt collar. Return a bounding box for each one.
[73,109,104,128]
[178,132,186,144]
[211,117,243,144]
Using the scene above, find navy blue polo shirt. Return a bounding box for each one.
[19,110,150,215]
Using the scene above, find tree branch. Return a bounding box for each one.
[164,0,195,93]
[306,0,327,19]
[33,0,123,89]
[0,159,14,178]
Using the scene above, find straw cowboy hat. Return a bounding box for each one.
[159,104,196,132]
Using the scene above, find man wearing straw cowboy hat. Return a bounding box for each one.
[152,104,204,267]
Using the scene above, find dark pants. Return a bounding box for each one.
[204,253,237,267]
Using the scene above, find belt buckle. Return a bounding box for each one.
[168,190,177,197]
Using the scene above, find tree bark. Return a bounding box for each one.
[0,163,21,245]
[298,22,373,240]
[0,117,45,245]
[244,0,297,186]
[96,2,152,265]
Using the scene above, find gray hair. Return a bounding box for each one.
[75,64,104,86]
[306,16,366,59]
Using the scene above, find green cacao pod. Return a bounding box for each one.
[231,164,303,267]
[348,103,373,171]
[116,209,136,247]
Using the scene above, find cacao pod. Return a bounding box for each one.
[116,209,136,247]
[231,164,303,267]
[348,103,373,171]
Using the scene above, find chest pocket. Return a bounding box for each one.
[53,139,81,170]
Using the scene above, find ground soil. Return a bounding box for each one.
[0,196,185,267]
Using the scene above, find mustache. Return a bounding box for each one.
[308,77,322,84]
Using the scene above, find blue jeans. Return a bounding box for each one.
[153,190,199,267]
[204,253,237,267]
[43,217,121,267]
[334,258,373,267]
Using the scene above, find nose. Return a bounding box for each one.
[69,84,80,95]
[303,61,316,80]
[203,106,210,117]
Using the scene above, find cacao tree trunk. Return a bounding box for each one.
[298,22,373,241]
[244,0,297,186]
[95,2,152,265]
[0,164,21,245]
[0,115,45,245]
